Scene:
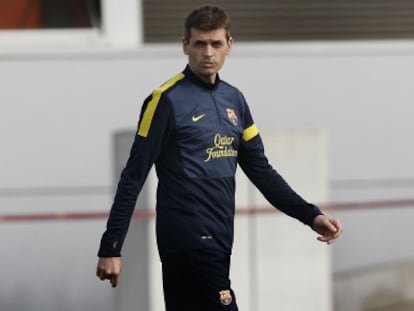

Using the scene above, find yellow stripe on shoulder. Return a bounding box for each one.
[137,72,185,137]
[242,124,259,141]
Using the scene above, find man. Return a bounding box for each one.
[96,5,343,311]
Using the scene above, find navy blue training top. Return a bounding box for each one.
[98,66,322,258]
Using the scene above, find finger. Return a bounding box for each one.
[331,230,341,240]
[111,274,119,287]
[96,268,106,280]
[324,218,339,233]
[330,219,343,238]
[317,235,330,242]
[318,237,333,244]
[335,220,344,234]
[97,268,113,281]
[317,232,336,244]
[99,274,108,281]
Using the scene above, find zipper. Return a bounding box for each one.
[211,91,222,125]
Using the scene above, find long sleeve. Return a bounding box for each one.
[237,100,322,226]
[98,95,174,257]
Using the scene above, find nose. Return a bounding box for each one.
[203,44,214,57]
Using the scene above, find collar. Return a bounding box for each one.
[183,65,220,90]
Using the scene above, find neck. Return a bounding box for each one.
[188,65,217,85]
[199,74,216,85]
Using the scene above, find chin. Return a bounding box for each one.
[200,68,217,76]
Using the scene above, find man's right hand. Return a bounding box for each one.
[96,257,122,287]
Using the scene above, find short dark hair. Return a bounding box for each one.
[184,5,231,41]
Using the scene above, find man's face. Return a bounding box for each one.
[183,28,232,84]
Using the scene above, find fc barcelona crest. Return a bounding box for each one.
[219,289,232,305]
[226,108,238,126]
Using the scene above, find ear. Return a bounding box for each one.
[226,37,233,55]
[182,37,189,55]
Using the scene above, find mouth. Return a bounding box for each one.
[202,62,215,68]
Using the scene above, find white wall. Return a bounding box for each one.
[2,41,414,199]
[2,41,414,310]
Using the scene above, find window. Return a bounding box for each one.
[0,0,101,30]
[143,0,414,42]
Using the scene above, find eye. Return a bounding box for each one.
[212,41,223,48]
[193,41,206,48]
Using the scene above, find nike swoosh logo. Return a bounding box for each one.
[192,114,206,122]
